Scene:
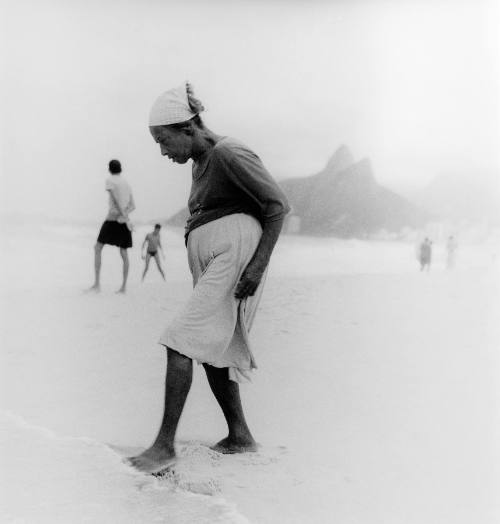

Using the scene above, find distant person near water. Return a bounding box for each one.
[127,83,290,474]
[419,237,432,272]
[446,235,458,270]
[142,224,166,281]
[88,159,135,293]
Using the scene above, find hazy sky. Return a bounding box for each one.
[1,0,499,222]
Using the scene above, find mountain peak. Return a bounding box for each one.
[324,144,355,174]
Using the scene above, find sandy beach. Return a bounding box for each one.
[1,221,499,523]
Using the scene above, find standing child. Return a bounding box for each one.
[142,224,166,281]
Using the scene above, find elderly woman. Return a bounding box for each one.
[129,83,289,474]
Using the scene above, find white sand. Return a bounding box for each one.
[1,221,499,523]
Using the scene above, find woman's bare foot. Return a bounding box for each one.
[85,284,101,293]
[116,286,126,294]
[127,446,176,474]
[210,436,259,454]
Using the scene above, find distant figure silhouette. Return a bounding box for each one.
[446,235,458,270]
[419,237,432,272]
[142,224,166,281]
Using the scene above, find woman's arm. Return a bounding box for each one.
[108,189,126,218]
[235,214,284,299]
[215,142,290,299]
[127,193,136,214]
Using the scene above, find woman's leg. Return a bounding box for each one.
[129,348,193,472]
[203,364,257,453]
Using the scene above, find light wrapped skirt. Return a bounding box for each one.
[159,213,265,382]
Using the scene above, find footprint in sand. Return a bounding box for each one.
[157,467,222,496]
[111,441,289,497]
[155,443,224,495]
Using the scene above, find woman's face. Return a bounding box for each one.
[150,126,193,164]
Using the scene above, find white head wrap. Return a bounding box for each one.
[149,83,197,127]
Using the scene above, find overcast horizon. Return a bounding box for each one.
[1,0,499,222]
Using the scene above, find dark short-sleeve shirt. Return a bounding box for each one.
[185,137,290,238]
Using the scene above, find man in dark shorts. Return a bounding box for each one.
[88,159,135,293]
[142,224,166,281]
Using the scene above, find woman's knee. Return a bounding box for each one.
[167,348,192,370]
[203,363,229,380]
